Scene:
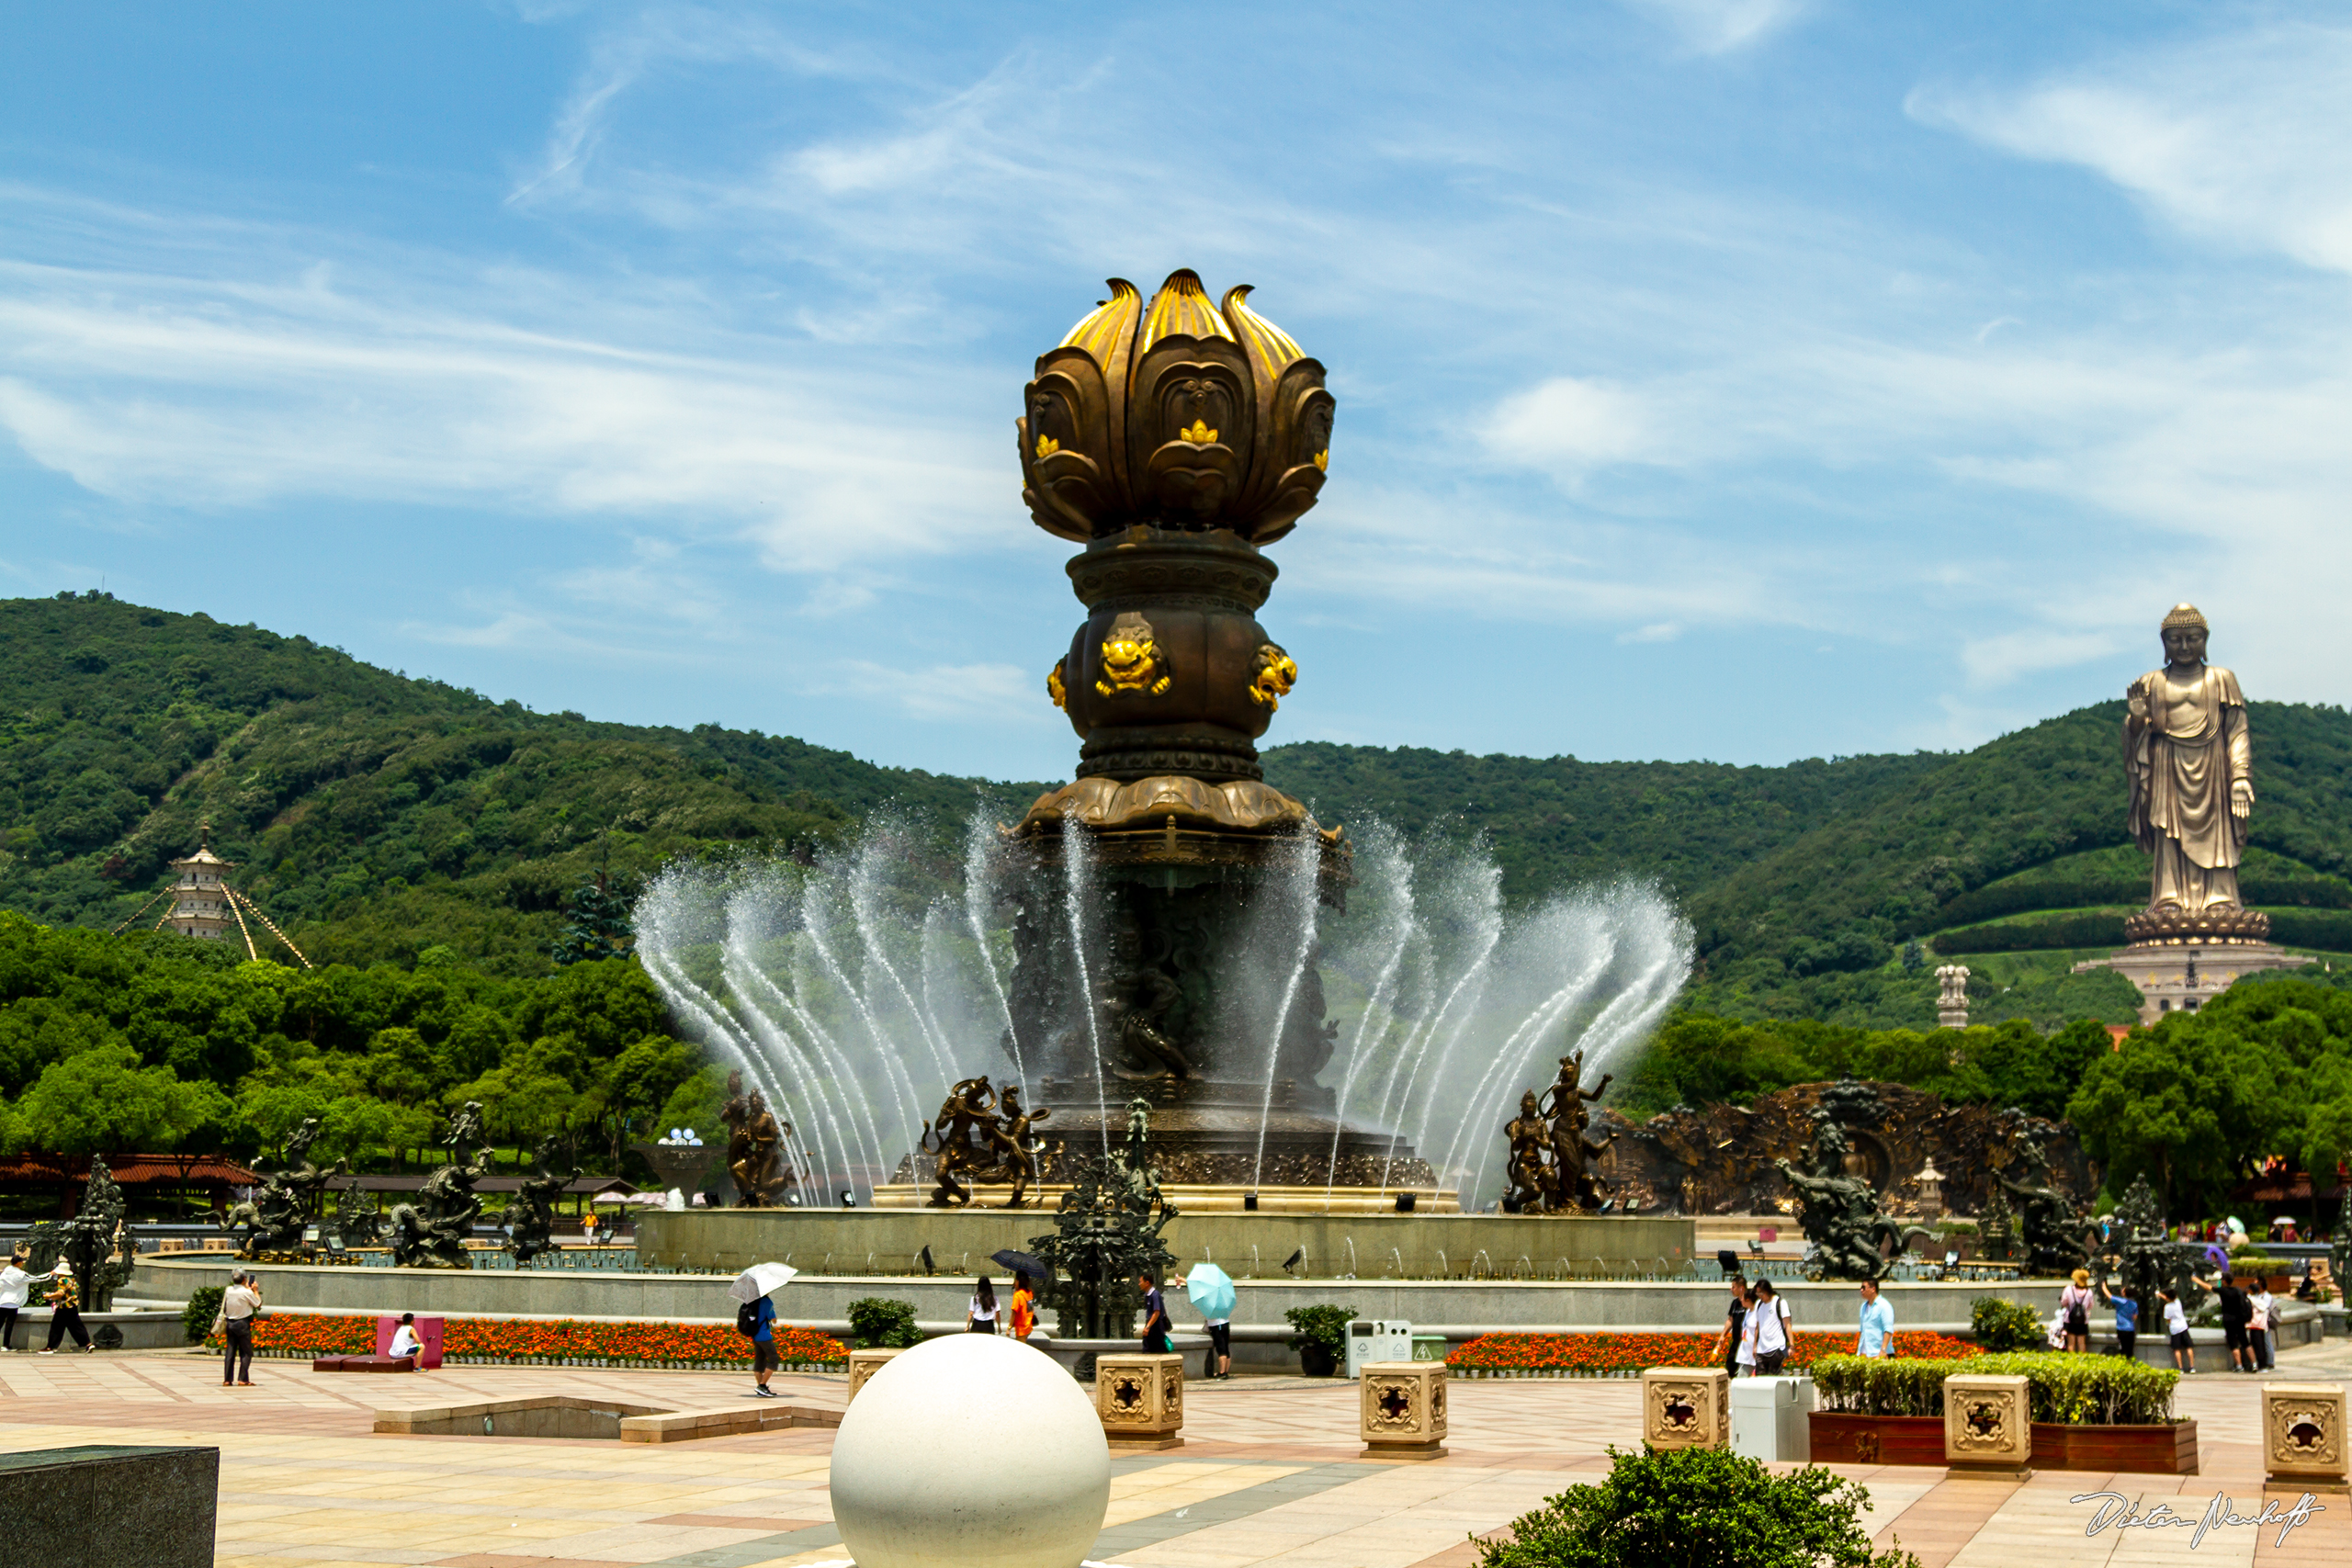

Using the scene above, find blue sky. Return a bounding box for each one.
[5,3,2348,782]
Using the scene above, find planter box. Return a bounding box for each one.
[1809,1413,1946,1466]
[1809,1413,2196,1473]
[2035,1420,2199,1475]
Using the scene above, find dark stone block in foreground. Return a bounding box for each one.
[0,1445,219,1567]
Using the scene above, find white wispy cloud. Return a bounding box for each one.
[1908,22,2352,274]
[0,202,1007,575]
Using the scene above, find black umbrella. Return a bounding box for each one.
[991,1247,1049,1281]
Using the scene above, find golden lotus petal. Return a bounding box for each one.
[1180,418,1218,446]
[1036,434,1061,458]
[1313,448,1329,472]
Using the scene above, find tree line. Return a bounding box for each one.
[0,911,719,1180]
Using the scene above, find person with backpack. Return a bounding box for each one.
[2058,1269,2094,1354]
[737,1292,780,1397]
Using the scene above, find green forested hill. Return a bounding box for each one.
[1682,699,2352,1022]
[1259,742,1949,905]
[7,592,2351,1031]
[0,592,1039,972]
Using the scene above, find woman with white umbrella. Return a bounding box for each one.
[729,1262,797,1399]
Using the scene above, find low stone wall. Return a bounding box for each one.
[632,1208,1698,1279]
[6,1308,187,1351]
[130,1255,2061,1369]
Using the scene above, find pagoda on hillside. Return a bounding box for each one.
[115,823,312,967]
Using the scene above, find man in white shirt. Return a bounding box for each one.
[1,1251,60,1353]
[221,1271,263,1386]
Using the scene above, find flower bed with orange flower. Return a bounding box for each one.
[206,1314,848,1370]
[1442,1330,1980,1377]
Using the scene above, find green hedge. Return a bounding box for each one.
[1812,1353,2177,1427]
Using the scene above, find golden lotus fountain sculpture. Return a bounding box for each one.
[980,270,1439,1207]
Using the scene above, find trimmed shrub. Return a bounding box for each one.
[182,1285,225,1344]
[847,1297,922,1349]
[1283,1304,1356,1360]
[1811,1352,2178,1427]
[1969,1296,2046,1352]
[1474,1443,1919,1568]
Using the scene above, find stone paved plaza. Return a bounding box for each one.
[6,1343,2352,1567]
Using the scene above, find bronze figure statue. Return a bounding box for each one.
[387,1102,494,1269]
[720,1070,794,1207]
[922,1076,1051,1208]
[232,1116,344,1258]
[505,1136,582,1264]
[1992,1123,2094,1277]
[1503,1090,1551,1213]
[1776,1109,1932,1280]
[1539,1050,1613,1213]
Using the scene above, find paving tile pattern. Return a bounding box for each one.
[2,1345,2348,1565]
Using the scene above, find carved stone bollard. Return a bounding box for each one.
[1095,1352,1184,1451]
[2264,1382,2349,1493]
[1640,1368,1729,1451]
[1943,1373,2032,1480]
[847,1348,902,1404]
[1360,1360,1447,1460]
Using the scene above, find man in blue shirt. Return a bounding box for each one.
[1137,1272,1171,1355]
[751,1293,779,1398]
[1856,1279,1894,1358]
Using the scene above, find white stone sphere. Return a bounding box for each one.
[831,1332,1110,1568]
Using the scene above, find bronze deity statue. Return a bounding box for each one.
[1497,1053,1614,1213]
[505,1135,582,1263]
[2123,604,2264,944]
[387,1103,494,1269]
[1503,1090,1550,1212]
[921,1075,1053,1209]
[1540,1049,1613,1212]
[719,1070,794,1207]
[1776,1107,1933,1280]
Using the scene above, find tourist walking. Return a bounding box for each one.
[967,1276,1000,1335]
[1856,1279,1894,1358]
[220,1271,263,1384]
[746,1290,779,1397]
[2058,1269,2094,1354]
[1716,1277,1749,1378]
[40,1269,91,1354]
[1010,1270,1037,1343]
[2248,1279,2275,1371]
[2098,1276,2138,1360]
[2209,1272,2256,1372]
[1136,1272,1172,1355]
[0,1250,59,1354]
[2159,1285,2195,1372]
[1749,1279,1792,1374]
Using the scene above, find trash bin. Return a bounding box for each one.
[1728,1375,1813,1461]
[1344,1320,1414,1378]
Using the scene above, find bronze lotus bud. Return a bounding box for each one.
[1018,270,1335,545]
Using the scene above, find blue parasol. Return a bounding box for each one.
[1182,1262,1237,1319]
